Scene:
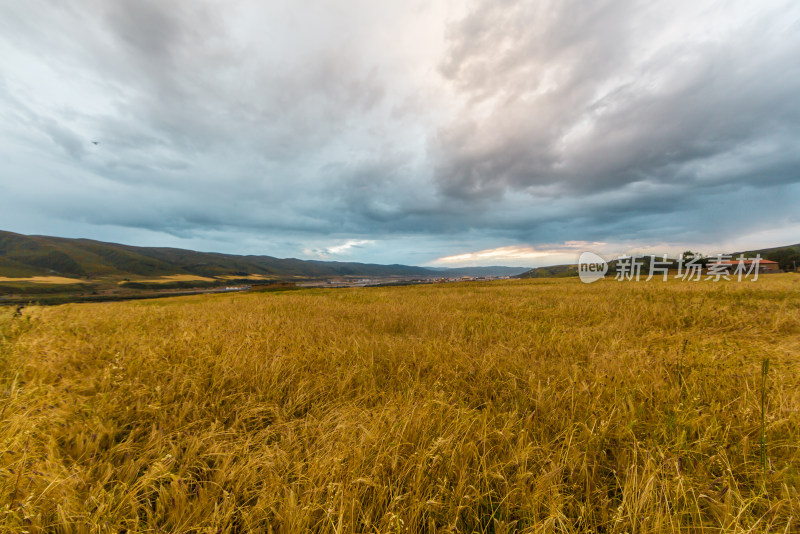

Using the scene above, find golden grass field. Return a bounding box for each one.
[217,275,277,281]
[0,277,84,285]
[120,275,217,284]
[0,275,798,532]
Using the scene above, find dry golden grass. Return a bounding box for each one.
[0,276,84,285]
[217,275,276,281]
[0,275,798,532]
[120,275,217,284]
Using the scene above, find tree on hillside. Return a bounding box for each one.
[680,250,706,266]
[765,247,800,272]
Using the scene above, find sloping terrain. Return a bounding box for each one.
[0,230,527,281]
[517,243,800,278]
[737,243,800,271]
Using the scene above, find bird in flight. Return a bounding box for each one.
[91,141,99,145]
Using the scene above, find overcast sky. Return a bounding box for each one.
[1,0,799,267]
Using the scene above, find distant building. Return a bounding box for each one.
[713,259,780,274]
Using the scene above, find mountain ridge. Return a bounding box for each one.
[0,230,528,280]
[516,243,800,278]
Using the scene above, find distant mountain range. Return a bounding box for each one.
[0,230,528,280]
[517,243,800,278]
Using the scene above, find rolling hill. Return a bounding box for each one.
[516,243,800,278]
[0,230,528,281]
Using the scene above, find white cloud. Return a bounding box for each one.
[326,239,375,255]
[431,242,607,266]
[304,239,376,259]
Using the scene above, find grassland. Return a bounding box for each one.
[218,275,277,281]
[0,275,798,532]
[0,277,84,285]
[120,275,219,284]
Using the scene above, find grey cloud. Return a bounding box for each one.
[17,1,389,159]
[0,0,799,263]
[0,82,86,160]
[104,0,185,61]
[39,119,87,159]
[434,0,800,201]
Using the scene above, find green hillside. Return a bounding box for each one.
[739,244,800,271]
[516,264,579,278]
[0,230,528,283]
[0,230,438,280]
[517,243,800,279]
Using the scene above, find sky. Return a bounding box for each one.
[1,0,799,267]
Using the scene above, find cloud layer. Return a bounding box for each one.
[1,0,799,265]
